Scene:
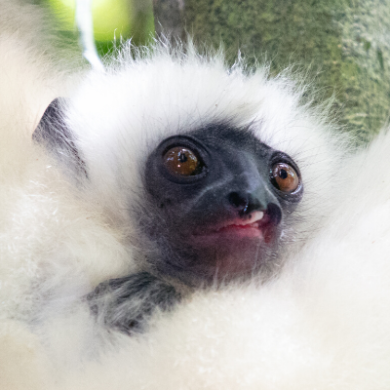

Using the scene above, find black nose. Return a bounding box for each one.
[228,191,264,215]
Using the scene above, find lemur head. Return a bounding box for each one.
[34,47,344,287]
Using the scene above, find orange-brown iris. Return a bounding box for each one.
[163,147,200,176]
[271,163,300,193]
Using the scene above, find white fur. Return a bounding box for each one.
[61,45,347,259]
[53,132,390,390]
[108,132,390,389]
[2,2,390,389]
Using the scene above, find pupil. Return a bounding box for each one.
[178,152,188,163]
[279,168,288,179]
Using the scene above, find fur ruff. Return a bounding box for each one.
[1,2,389,389]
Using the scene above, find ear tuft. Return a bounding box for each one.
[33,98,88,178]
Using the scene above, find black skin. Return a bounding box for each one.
[34,100,303,334]
[141,124,302,286]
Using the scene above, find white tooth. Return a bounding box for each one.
[217,211,265,230]
[248,211,264,224]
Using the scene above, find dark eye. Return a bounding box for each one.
[270,162,300,193]
[163,146,203,176]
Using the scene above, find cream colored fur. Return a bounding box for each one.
[1,1,389,389]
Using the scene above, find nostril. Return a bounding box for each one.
[228,192,249,212]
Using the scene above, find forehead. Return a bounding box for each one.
[72,65,264,126]
[65,53,329,188]
[189,123,272,158]
[67,58,301,149]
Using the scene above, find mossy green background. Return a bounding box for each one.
[38,0,390,142]
[184,0,390,143]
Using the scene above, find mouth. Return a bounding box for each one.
[210,211,268,237]
[169,206,283,282]
[192,210,276,241]
[184,209,279,280]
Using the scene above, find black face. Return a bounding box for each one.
[142,124,303,286]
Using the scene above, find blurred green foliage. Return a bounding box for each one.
[33,0,390,142]
[41,0,154,55]
[184,0,390,143]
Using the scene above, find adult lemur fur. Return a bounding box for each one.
[4,1,390,389]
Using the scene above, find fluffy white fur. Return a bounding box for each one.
[110,132,390,389]
[63,46,346,253]
[2,1,390,389]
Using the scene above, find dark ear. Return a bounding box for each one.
[33,98,87,178]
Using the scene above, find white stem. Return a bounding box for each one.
[76,0,105,71]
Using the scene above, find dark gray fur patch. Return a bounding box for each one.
[87,272,181,334]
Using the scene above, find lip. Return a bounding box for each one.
[192,211,270,239]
